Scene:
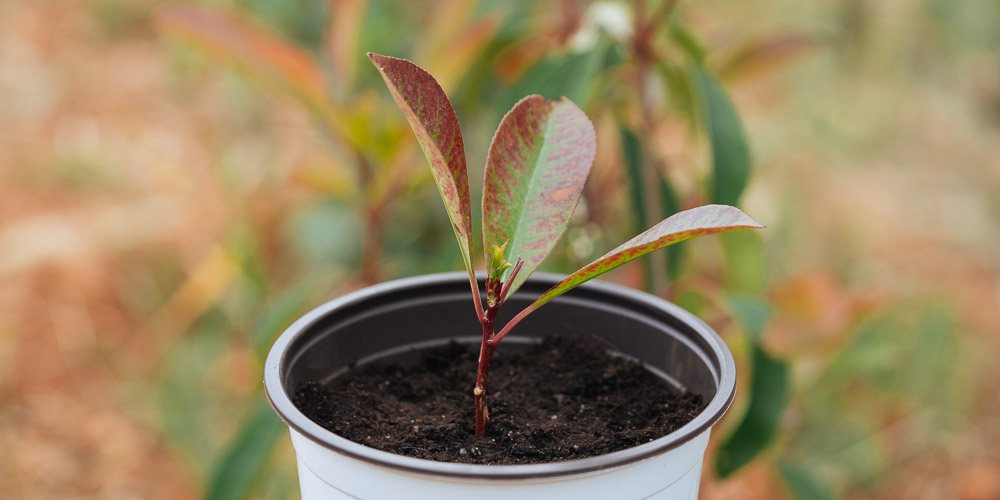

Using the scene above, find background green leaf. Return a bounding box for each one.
[715,343,790,478]
[659,174,686,283]
[693,65,751,207]
[726,293,774,343]
[778,460,835,500]
[619,124,687,287]
[205,400,286,500]
[721,229,767,295]
[251,278,322,363]
[618,125,654,291]
[495,40,613,117]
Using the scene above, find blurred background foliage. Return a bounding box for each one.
[1,0,998,498]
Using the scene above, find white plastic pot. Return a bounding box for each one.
[265,272,736,499]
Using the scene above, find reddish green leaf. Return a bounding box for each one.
[536,205,761,308]
[483,95,596,296]
[368,53,476,285]
[496,204,762,341]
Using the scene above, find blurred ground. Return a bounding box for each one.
[1,0,998,499]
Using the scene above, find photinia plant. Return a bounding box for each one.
[368,52,764,438]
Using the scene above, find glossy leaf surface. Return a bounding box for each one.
[531,205,763,310]
[368,53,475,280]
[483,95,595,295]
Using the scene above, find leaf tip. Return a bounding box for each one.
[366,52,392,70]
[710,204,765,230]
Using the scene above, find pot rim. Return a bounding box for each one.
[264,272,736,480]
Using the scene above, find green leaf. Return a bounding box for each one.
[619,125,687,286]
[778,460,835,500]
[725,293,773,343]
[714,344,789,478]
[205,400,286,500]
[715,293,787,477]
[483,95,596,295]
[619,125,654,291]
[659,60,698,130]
[659,174,686,282]
[251,279,320,363]
[529,205,763,311]
[692,65,751,207]
[721,229,766,294]
[669,24,707,62]
[368,53,476,284]
[496,40,611,118]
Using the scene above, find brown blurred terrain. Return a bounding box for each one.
[1,1,998,499]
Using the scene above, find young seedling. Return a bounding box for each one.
[368,53,764,438]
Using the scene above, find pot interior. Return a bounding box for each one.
[280,274,722,405]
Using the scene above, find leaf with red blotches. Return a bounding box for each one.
[367,53,475,284]
[482,95,596,296]
[532,205,763,310]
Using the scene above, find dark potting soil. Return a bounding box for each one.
[293,336,704,465]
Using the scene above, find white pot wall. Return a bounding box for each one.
[289,428,711,500]
[264,273,736,500]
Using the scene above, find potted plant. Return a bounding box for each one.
[264,53,763,499]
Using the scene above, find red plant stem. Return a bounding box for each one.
[473,258,525,437]
[474,306,497,437]
[497,258,525,304]
[492,303,535,345]
[468,270,485,323]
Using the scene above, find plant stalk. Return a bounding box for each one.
[473,258,524,437]
[474,306,497,437]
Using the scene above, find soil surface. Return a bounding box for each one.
[294,336,704,465]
